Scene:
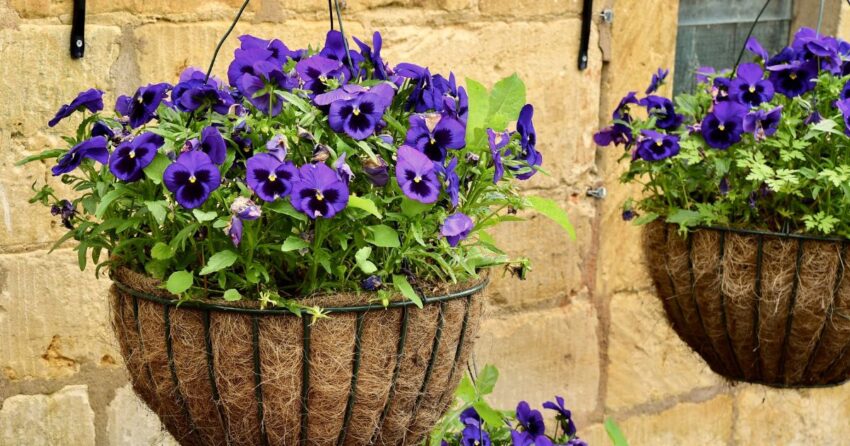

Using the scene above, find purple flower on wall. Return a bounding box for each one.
[513,104,541,180]
[296,55,349,97]
[645,68,669,94]
[639,95,683,130]
[395,145,441,203]
[246,153,298,202]
[440,212,473,247]
[163,151,222,209]
[766,48,818,98]
[49,89,104,127]
[730,63,774,107]
[290,163,350,219]
[109,132,164,182]
[594,92,638,146]
[404,113,466,162]
[701,101,747,149]
[743,106,782,140]
[635,130,680,161]
[328,92,389,140]
[52,136,110,176]
[115,83,171,129]
[488,128,510,183]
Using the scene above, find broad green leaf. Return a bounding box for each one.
[199,250,239,275]
[265,200,308,221]
[666,209,701,227]
[223,289,242,302]
[367,225,400,248]
[281,235,310,252]
[465,78,490,138]
[472,402,504,429]
[487,73,526,130]
[144,153,171,185]
[193,209,218,222]
[632,212,659,226]
[476,364,499,395]
[605,418,629,446]
[400,198,432,217]
[455,375,476,403]
[526,196,576,240]
[393,274,422,308]
[145,200,168,225]
[348,195,382,218]
[16,149,65,166]
[355,247,377,274]
[166,271,193,294]
[95,188,128,219]
[151,242,174,260]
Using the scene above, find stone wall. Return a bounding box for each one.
[0,0,848,445]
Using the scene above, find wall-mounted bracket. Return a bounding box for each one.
[71,0,85,59]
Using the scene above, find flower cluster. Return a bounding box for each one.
[596,27,850,237]
[28,30,572,301]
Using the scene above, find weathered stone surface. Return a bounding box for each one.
[606,291,724,410]
[734,383,850,445]
[0,385,95,446]
[107,385,178,446]
[479,0,581,17]
[474,295,599,419]
[0,250,117,380]
[8,0,259,18]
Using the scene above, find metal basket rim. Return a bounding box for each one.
[112,276,488,316]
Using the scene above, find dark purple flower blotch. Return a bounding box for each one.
[766,48,818,98]
[635,130,680,161]
[396,145,441,203]
[701,101,747,150]
[246,153,298,202]
[163,151,222,209]
[237,61,294,116]
[108,132,164,182]
[404,113,466,162]
[743,106,782,140]
[329,92,388,140]
[115,83,170,129]
[645,68,669,94]
[730,63,774,107]
[49,89,104,127]
[296,55,349,97]
[52,136,109,176]
[290,163,350,219]
[440,212,473,247]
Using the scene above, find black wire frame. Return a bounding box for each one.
[668,225,850,387]
[117,277,487,443]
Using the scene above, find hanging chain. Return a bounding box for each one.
[733,0,772,73]
[204,0,251,82]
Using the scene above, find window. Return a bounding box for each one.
[673,0,794,95]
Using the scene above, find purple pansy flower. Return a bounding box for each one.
[51,200,76,229]
[701,101,747,149]
[115,83,171,129]
[594,92,639,146]
[171,68,234,114]
[743,106,782,140]
[226,217,243,247]
[461,425,491,446]
[635,130,680,161]
[228,35,296,88]
[109,132,164,182]
[488,128,510,183]
[163,151,222,209]
[836,98,850,136]
[513,104,541,180]
[237,61,294,116]
[290,163,350,219]
[333,153,354,185]
[713,76,732,102]
[766,48,818,98]
[730,63,774,107]
[52,136,109,176]
[395,145,441,203]
[354,31,390,80]
[695,66,716,84]
[565,439,589,446]
[48,89,104,127]
[511,402,552,446]
[645,68,669,94]
[440,212,473,247]
[404,113,466,162]
[543,396,577,437]
[91,121,116,140]
[231,196,261,220]
[192,126,227,165]
[459,407,482,427]
[745,36,769,61]
[265,134,288,160]
[329,92,389,140]
[296,55,349,97]
[622,209,636,221]
[442,157,460,207]
[320,30,364,74]
[361,275,382,291]
[639,95,683,130]
[246,153,298,202]
[363,156,390,186]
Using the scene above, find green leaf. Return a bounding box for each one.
[367,225,400,248]
[487,73,526,130]
[348,195,382,218]
[145,201,168,225]
[265,200,308,221]
[223,289,242,302]
[476,364,499,395]
[472,402,504,429]
[166,271,193,294]
[455,374,476,403]
[666,209,701,227]
[193,209,218,222]
[526,196,576,240]
[95,188,127,219]
[199,250,239,275]
[281,236,310,252]
[151,242,175,260]
[400,198,432,217]
[355,247,377,274]
[16,149,65,166]
[393,274,422,308]
[632,212,659,226]
[605,418,629,446]
[143,153,171,185]
[465,78,490,138]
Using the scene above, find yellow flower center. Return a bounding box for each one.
[319,75,328,82]
[718,124,726,131]
[189,175,197,184]
[748,86,756,93]
[316,191,324,201]
[414,176,422,183]
[429,137,436,145]
[655,139,663,146]
[129,151,136,159]
[352,108,360,116]
[268,173,277,182]
[789,73,798,80]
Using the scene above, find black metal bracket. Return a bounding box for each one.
[578,0,593,70]
[70,0,85,59]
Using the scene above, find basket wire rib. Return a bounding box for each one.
[803,241,848,378]
[716,231,745,377]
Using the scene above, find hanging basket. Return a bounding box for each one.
[109,268,486,445]
[643,221,850,387]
